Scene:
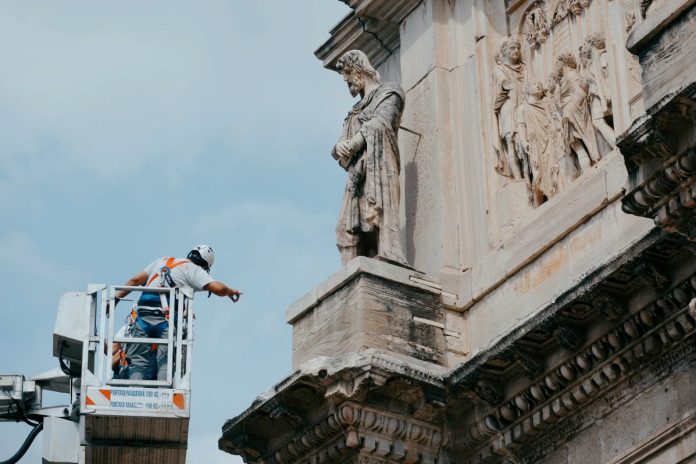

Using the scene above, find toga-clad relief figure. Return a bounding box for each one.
[579,32,615,153]
[550,52,601,174]
[332,50,407,266]
[492,39,528,183]
[516,82,557,206]
[489,30,614,207]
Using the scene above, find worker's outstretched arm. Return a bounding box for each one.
[114,271,149,302]
[204,281,242,302]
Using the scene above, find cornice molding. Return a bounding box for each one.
[271,402,445,464]
[315,0,424,71]
[339,0,423,23]
[314,12,399,71]
[618,83,696,240]
[455,273,696,462]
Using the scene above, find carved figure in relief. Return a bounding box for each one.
[623,0,638,31]
[549,0,591,24]
[332,50,407,266]
[548,0,570,24]
[640,0,654,18]
[516,82,557,206]
[524,5,550,46]
[543,74,577,192]
[550,52,600,173]
[580,33,616,150]
[491,39,527,181]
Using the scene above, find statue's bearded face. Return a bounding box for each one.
[342,68,364,97]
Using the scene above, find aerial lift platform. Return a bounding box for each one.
[0,284,195,464]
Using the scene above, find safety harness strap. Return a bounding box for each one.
[146,257,190,286]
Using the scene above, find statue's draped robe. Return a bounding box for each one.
[516,97,556,200]
[586,49,610,117]
[558,68,600,162]
[491,61,527,176]
[334,83,407,264]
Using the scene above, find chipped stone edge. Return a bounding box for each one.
[286,256,437,324]
[627,0,696,52]
[220,349,447,434]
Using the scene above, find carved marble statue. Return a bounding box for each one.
[550,52,600,173]
[580,33,616,151]
[332,50,407,266]
[549,0,592,24]
[491,39,528,181]
[545,75,581,193]
[516,82,556,206]
[524,5,550,46]
[549,0,570,24]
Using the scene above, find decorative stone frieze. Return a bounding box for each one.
[491,1,618,207]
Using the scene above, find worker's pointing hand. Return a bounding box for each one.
[229,289,242,303]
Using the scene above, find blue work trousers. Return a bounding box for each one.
[125,316,169,381]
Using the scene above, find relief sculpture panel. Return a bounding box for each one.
[490,0,618,208]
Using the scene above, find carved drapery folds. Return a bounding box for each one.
[492,0,616,207]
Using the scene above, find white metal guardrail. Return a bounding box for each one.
[78,284,194,417]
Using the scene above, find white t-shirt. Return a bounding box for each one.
[143,257,214,292]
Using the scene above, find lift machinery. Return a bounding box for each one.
[0,284,195,463]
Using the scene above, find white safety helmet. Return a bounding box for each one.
[188,244,215,271]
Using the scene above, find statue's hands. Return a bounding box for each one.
[335,140,353,159]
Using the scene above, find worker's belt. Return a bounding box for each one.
[135,306,175,322]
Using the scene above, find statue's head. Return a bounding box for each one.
[526,81,544,98]
[336,50,381,97]
[557,52,578,70]
[499,38,522,64]
[585,32,606,50]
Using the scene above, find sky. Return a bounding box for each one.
[0,1,352,462]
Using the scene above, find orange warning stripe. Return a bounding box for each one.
[173,393,185,410]
[99,389,111,401]
[85,396,95,406]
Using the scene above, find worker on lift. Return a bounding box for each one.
[113,244,241,381]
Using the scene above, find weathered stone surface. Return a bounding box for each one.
[618,1,696,244]
[288,258,446,370]
[221,1,696,463]
[219,351,447,463]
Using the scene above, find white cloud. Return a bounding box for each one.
[0,0,352,194]
[0,230,84,287]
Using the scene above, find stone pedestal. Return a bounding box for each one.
[287,257,447,370]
